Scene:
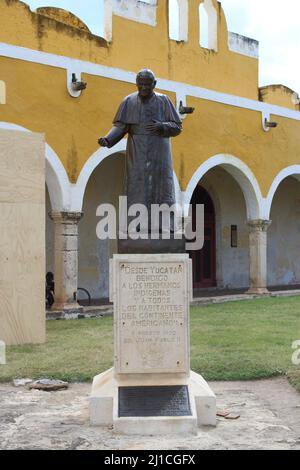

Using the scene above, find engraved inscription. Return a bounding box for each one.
[116,260,189,374]
[118,386,192,417]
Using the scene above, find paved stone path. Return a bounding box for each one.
[0,377,299,450]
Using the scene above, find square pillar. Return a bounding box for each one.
[247,219,272,295]
[50,212,83,312]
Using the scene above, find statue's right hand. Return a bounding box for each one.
[98,137,109,147]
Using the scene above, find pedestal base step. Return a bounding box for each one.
[90,368,216,435]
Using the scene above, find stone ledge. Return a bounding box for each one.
[46,305,113,320]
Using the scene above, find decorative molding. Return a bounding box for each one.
[247,219,272,232]
[49,211,83,222]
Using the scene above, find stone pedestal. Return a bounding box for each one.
[247,219,272,295]
[50,212,83,312]
[90,254,216,434]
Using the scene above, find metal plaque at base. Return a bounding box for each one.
[118,385,192,417]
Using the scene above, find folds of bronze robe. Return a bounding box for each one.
[104,92,182,213]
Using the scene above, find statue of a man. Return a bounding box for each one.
[98,69,182,215]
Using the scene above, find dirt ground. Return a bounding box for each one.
[0,377,299,450]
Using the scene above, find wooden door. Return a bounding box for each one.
[188,186,216,288]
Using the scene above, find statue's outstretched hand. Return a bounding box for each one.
[145,120,164,135]
[98,137,109,147]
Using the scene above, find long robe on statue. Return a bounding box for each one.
[104,92,182,212]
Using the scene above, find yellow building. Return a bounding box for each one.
[1,0,300,311]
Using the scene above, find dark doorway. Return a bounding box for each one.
[188,185,216,288]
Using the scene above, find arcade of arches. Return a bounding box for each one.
[45,160,300,308]
[1,0,300,313]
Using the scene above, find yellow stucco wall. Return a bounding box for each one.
[0,0,258,97]
[259,85,300,112]
[0,0,300,197]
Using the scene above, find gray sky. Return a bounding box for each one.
[25,0,300,93]
[221,0,300,93]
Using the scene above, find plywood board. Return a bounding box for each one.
[0,129,46,345]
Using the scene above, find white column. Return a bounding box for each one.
[247,219,272,295]
[50,212,83,312]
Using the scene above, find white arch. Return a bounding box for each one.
[73,139,183,211]
[0,121,70,211]
[184,154,263,219]
[173,172,182,207]
[265,165,300,219]
[72,139,127,212]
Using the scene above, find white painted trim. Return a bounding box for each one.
[200,0,218,52]
[112,0,157,27]
[1,42,300,124]
[265,165,300,218]
[176,94,188,120]
[66,69,83,98]
[0,80,6,104]
[183,154,263,220]
[173,172,182,207]
[0,121,70,211]
[177,0,188,42]
[228,32,259,59]
[262,110,271,132]
[72,140,127,212]
[169,0,188,42]
[103,0,113,42]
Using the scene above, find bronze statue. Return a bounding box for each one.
[98,69,184,252]
[98,69,182,212]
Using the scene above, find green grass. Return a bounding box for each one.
[190,296,300,388]
[0,296,299,391]
[0,316,114,383]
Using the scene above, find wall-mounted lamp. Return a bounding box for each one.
[71,73,87,92]
[179,100,195,115]
[264,118,278,129]
[262,112,278,132]
[231,225,238,248]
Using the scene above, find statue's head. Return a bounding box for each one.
[136,69,157,99]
